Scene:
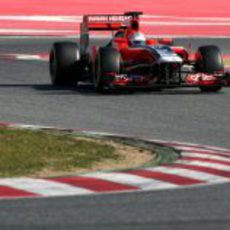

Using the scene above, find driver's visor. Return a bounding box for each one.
[132,40,146,46]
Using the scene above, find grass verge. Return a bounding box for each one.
[0,127,119,177]
[0,127,159,177]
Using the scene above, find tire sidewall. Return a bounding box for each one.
[196,45,224,73]
[94,48,120,92]
[49,42,80,86]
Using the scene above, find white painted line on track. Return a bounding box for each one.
[0,15,82,22]
[84,172,178,190]
[182,152,230,162]
[174,146,230,155]
[11,124,53,130]
[202,145,230,152]
[0,178,93,196]
[15,54,45,60]
[148,139,205,147]
[3,54,48,61]
[146,140,230,152]
[0,29,75,34]
[146,167,229,183]
[177,160,230,171]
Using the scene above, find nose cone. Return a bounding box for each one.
[160,55,183,63]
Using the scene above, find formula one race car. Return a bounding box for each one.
[49,12,229,92]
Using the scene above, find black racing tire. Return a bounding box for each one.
[196,45,224,73]
[94,47,120,93]
[195,45,224,92]
[200,85,222,93]
[49,42,80,87]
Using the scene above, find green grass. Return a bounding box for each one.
[0,128,118,177]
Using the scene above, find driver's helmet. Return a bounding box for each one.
[129,32,146,46]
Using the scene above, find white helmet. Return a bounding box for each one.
[129,32,146,46]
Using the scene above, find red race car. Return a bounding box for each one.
[49,12,229,92]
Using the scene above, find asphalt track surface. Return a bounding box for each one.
[0,37,229,230]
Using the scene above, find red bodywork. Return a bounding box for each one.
[79,12,228,89]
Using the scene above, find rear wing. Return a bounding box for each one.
[80,12,143,56]
[82,15,130,31]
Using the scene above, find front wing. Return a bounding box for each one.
[101,71,230,89]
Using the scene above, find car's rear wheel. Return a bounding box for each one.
[49,42,81,86]
[94,47,120,93]
[195,45,224,92]
[200,85,222,92]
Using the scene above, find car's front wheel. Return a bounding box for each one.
[195,45,224,92]
[94,47,121,93]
